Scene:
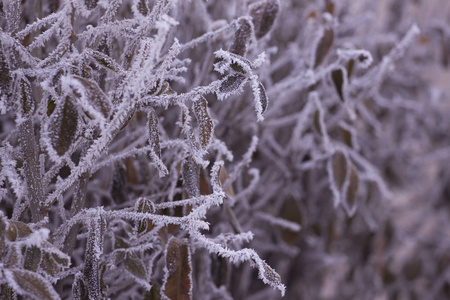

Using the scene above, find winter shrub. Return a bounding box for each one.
[1,0,450,299]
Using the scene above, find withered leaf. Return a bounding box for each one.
[250,0,280,39]
[193,97,214,149]
[230,18,252,56]
[218,73,246,95]
[314,28,334,68]
[163,237,192,300]
[50,95,78,156]
[331,68,344,101]
[148,109,161,158]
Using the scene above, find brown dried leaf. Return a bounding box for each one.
[314,28,334,68]
[250,0,280,39]
[50,95,78,156]
[163,237,192,300]
[193,97,214,149]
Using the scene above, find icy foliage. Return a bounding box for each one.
[1,0,450,299]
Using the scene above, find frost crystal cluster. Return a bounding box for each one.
[1,0,450,299]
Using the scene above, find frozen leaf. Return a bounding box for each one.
[73,273,89,300]
[0,42,12,98]
[331,68,344,102]
[16,76,34,119]
[218,73,247,96]
[230,18,252,56]
[163,237,192,300]
[314,28,334,68]
[193,97,214,150]
[123,252,148,282]
[49,95,79,156]
[7,220,32,241]
[148,109,162,159]
[41,253,59,277]
[257,81,268,114]
[71,75,111,118]
[84,215,106,300]
[90,50,121,73]
[24,246,41,271]
[249,0,280,39]
[0,215,7,256]
[135,198,155,234]
[85,0,98,10]
[138,0,149,16]
[6,269,60,300]
[260,261,283,290]
[183,156,200,198]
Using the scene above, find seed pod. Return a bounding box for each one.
[250,0,280,39]
[230,18,252,56]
